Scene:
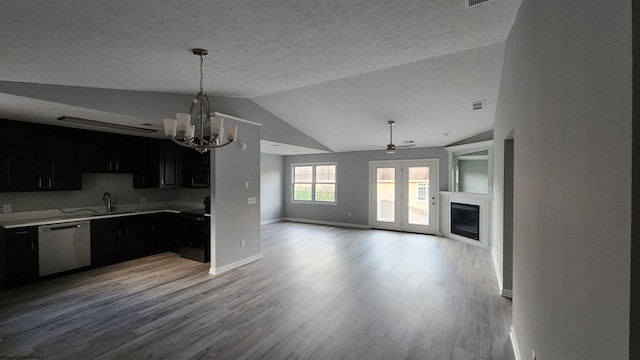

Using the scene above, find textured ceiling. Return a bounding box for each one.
[0,0,522,153]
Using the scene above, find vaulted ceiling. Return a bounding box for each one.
[0,0,522,153]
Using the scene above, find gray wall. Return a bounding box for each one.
[211,120,261,271]
[283,147,448,226]
[458,159,488,194]
[260,153,284,223]
[492,0,631,358]
[0,173,177,212]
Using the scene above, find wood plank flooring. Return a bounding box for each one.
[0,222,512,359]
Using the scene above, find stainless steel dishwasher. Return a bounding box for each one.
[38,221,91,276]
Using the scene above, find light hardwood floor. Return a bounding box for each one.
[0,222,513,359]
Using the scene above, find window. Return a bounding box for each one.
[417,183,427,201]
[292,163,336,203]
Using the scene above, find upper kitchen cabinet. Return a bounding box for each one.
[133,137,160,189]
[35,125,81,191]
[159,141,180,188]
[80,131,135,174]
[0,120,80,192]
[180,146,210,188]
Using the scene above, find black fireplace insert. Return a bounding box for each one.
[451,202,480,240]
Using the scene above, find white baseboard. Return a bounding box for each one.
[260,218,283,225]
[282,217,370,229]
[510,326,521,360]
[209,253,263,276]
[492,248,504,295]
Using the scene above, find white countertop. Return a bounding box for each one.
[0,202,206,229]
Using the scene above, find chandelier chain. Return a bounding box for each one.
[199,54,204,93]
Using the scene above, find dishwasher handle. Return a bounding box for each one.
[42,222,89,232]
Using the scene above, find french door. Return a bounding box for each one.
[369,159,439,234]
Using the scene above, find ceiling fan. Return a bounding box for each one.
[369,120,415,154]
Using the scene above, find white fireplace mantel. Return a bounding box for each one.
[440,191,492,249]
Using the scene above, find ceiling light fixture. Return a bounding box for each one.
[163,48,238,153]
[57,116,157,133]
[386,120,396,154]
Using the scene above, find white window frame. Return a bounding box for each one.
[291,162,337,205]
[417,183,427,202]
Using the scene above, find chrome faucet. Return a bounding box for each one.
[102,192,112,214]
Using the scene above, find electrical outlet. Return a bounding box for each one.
[532,349,536,360]
[3,204,12,213]
[348,211,352,217]
[241,239,246,247]
[140,197,147,203]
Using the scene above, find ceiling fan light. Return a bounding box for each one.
[387,144,396,154]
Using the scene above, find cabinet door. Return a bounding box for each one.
[4,122,37,191]
[91,218,124,267]
[122,215,155,260]
[4,227,39,286]
[159,142,179,187]
[36,126,80,191]
[133,138,160,188]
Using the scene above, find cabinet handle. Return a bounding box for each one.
[191,178,194,187]
[116,162,119,171]
[142,178,145,186]
[16,230,29,235]
[38,177,42,188]
[31,241,34,251]
[109,161,113,171]
[161,177,164,186]
[48,178,52,188]
[125,227,128,236]
[118,229,122,237]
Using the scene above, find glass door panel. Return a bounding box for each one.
[407,167,429,225]
[376,167,396,222]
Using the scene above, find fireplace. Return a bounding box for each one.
[451,202,480,240]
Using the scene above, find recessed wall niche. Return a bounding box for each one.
[445,140,493,195]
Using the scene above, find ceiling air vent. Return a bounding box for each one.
[467,0,492,7]
[472,101,485,111]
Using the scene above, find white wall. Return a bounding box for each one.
[260,153,283,223]
[492,0,632,359]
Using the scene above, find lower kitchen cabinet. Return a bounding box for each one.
[91,214,166,268]
[1,226,39,288]
[91,218,124,267]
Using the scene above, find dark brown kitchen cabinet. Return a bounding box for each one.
[1,226,39,288]
[133,138,160,188]
[180,147,210,188]
[0,120,80,192]
[159,141,180,188]
[91,214,165,268]
[91,217,124,267]
[81,131,135,173]
[34,126,81,191]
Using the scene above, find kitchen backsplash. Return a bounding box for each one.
[0,173,184,213]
